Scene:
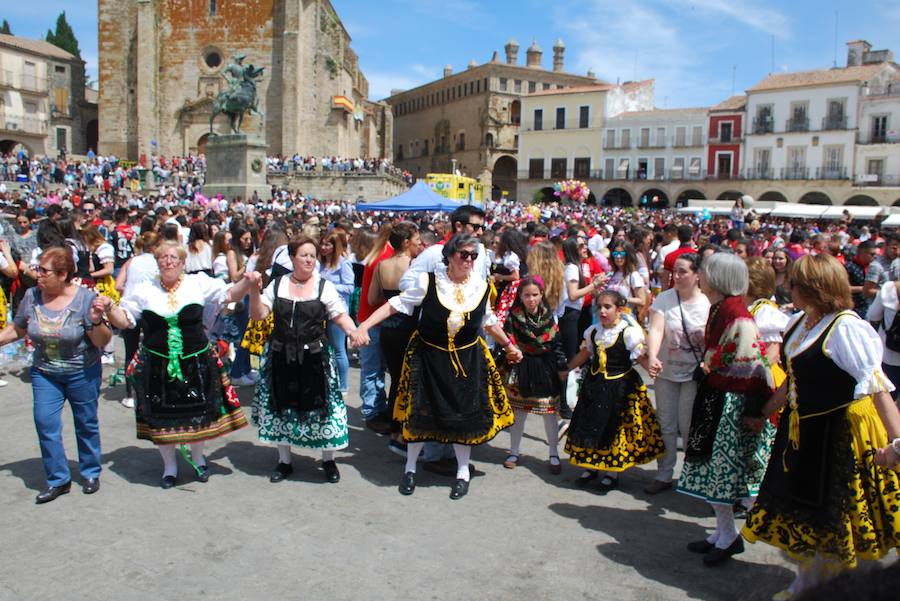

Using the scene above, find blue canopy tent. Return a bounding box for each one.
[356,181,463,212]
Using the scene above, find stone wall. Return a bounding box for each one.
[268,172,408,202]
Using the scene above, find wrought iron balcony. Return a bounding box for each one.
[751,117,774,134]
[815,166,848,180]
[786,117,809,132]
[821,116,848,130]
[782,167,809,180]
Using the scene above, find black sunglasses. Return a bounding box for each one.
[463,221,485,232]
[456,250,479,261]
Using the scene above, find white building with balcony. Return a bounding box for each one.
[855,74,900,188]
[0,33,96,157]
[744,41,898,194]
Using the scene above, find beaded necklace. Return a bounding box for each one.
[159,274,185,312]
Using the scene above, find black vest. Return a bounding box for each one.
[589,327,632,379]
[418,272,488,348]
[268,276,327,363]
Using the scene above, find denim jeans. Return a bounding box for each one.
[358,325,386,420]
[229,297,251,379]
[31,363,103,486]
[327,321,349,392]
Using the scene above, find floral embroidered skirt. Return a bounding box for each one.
[742,397,900,568]
[251,342,348,451]
[678,390,775,504]
[127,345,247,445]
[565,369,665,471]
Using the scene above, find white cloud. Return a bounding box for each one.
[662,0,791,38]
[366,65,441,101]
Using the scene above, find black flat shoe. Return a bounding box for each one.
[703,537,744,566]
[449,478,469,500]
[36,482,71,504]
[322,460,340,483]
[596,476,619,493]
[270,462,293,483]
[399,471,416,495]
[161,475,177,489]
[196,464,210,483]
[687,539,715,554]
[82,478,100,495]
[576,471,598,488]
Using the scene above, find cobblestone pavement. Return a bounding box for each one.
[0,350,803,601]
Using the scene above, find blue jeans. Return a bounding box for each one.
[358,325,386,420]
[327,321,349,392]
[31,363,103,486]
[229,297,251,379]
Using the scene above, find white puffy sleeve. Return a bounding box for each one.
[754,304,790,343]
[481,298,498,329]
[502,252,520,272]
[260,278,278,311]
[582,324,598,356]
[118,280,148,328]
[195,273,230,311]
[96,242,114,264]
[623,325,646,361]
[825,314,896,397]
[320,279,348,319]
[389,271,428,316]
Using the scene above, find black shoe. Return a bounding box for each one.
[596,476,619,493]
[322,460,340,483]
[82,478,100,495]
[36,482,71,504]
[703,537,745,566]
[576,471,598,488]
[399,471,416,495]
[270,462,293,483]
[196,464,210,483]
[365,415,392,435]
[687,539,715,554]
[449,478,469,500]
[161,475,177,489]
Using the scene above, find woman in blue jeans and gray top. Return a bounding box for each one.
[0,247,112,504]
[319,230,354,392]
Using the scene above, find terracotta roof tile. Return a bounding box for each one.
[747,63,894,92]
[711,95,746,111]
[0,33,76,61]
[527,78,652,97]
[619,107,708,117]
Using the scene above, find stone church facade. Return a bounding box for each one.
[98,0,391,161]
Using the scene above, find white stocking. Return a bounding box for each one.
[405,442,425,473]
[322,450,334,462]
[190,442,206,467]
[542,413,560,458]
[711,503,739,549]
[453,444,471,481]
[159,444,178,478]
[277,444,292,465]
[509,410,527,456]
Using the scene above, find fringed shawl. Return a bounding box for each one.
[704,295,774,399]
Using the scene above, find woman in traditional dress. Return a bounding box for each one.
[500,275,568,474]
[81,224,118,303]
[355,233,523,500]
[743,254,900,599]
[104,241,250,488]
[246,235,360,484]
[678,252,776,566]
[566,290,664,492]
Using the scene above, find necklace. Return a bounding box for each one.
[290,273,311,286]
[450,274,470,305]
[159,274,184,312]
[788,312,824,354]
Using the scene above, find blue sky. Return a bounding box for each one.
[4,1,899,107]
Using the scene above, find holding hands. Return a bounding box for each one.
[90,296,113,325]
[349,327,370,349]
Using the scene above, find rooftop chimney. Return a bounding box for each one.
[443,64,453,77]
[587,68,596,79]
[468,59,477,70]
[552,39,565,72]
[847,40,872,66]
[526,38,542,68]
[504,38,519,65]
[490,50,500,64]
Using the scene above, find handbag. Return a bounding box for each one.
[677,291,705,381]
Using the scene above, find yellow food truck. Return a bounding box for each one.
[424,173,485,206]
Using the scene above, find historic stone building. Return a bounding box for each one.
[98,0,391,162]
[385,39,600,201]
[0,33,97,157]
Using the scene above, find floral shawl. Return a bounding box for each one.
[505,303,560,357]
[703,295,774,400]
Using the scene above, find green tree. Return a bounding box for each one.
[45,11,80,58]
[0,19,12,35]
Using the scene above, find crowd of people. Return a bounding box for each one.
[0,182,899,600]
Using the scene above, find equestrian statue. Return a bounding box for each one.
[209,53,265,134]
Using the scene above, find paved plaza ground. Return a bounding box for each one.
[1,347,810,601]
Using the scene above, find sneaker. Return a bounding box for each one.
[230,375,257,387]
[121,397,135,409]
[0,379,7,388]
[101,354,115,365]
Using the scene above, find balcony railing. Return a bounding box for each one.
[520,118,594,132]
[708,135,741,144]
[744,167,775,179]
[0,112,48,134]
[856,174,900,187]
[637,139,667,149]
[602,141,632,150]
[751,117,774,134]
[516,166,864,183]
[0,70,48,93]
[815,166,848,180]
[786,117,809,132]
[822,115,848,130]
[782,167,809,180]
[859,132,899,144]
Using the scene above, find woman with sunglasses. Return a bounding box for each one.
[103,241,251,488]
[355,233,522,500]
[606,241,649,319]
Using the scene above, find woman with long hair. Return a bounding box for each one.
[525,241,564,315]
[606,241,649,317]
[320,230,355,392]
[211,230,232,280]
[491,228,529,301]
[185,222,213,276]
[226,227,257,386]
[771,248,793,310]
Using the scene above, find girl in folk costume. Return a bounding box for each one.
[81,225,119,304]
[500,276,568,474]
[745,257,789,391]
[565,290,664,493]
[678,253,776,566]
[743,255,900,600]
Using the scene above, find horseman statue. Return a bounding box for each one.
[209,53,265,134]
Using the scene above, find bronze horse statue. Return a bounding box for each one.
[209,65,264,134]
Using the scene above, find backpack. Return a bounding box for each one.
[884,282,900,352]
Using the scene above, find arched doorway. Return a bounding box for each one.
[604,188,632,207]
[759,190,789,202]
[676,189,705,206]
[638,188,669,208]
[197,133,211,156]
[0,139,31,157]
[492,155,517,201]
[86,120,99,155]
[717,190,744,201]
[845,195,878,206]
[799,191,832,205]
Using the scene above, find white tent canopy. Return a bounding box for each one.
[767,204,828,219]
[820,206,889,220]
[882,214,900,228]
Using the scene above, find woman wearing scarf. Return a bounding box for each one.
[678,252,776,566]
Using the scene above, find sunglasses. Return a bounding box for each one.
[611,251,626,258]
[456,250,479,261]
[464,221,485,232]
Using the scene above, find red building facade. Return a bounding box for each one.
[707,96,746,179]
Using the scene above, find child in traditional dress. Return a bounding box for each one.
[500,276,568,474]
[565,290,665,492]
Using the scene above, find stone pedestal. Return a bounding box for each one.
[203,134,269,202]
